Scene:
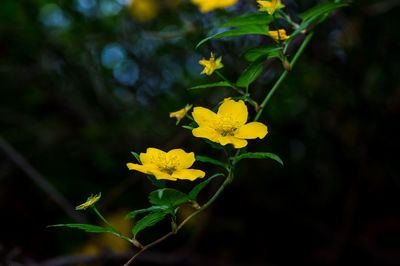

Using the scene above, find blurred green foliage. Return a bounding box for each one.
[1,0,400,265]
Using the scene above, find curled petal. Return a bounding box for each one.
[235,122,268,139]
[172,169,206,181]
[192,126,220,143]
[126,163,157,175]
[192,107,218,127]
[217,100,248,127]
[167,149,195,170]
[218,135,248,148]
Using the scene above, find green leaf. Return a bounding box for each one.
[189,173,225,200]
[146,175,167,188]
[130,151,141,163]
[48,224,113,233]
[149,188,190,208]
[232,152,284,166]
[188,81,232,90]
[195,155,229,169]
[299,2,350,21]
[219,12,273,28]
[236,57,266,88]
[196,25,269,49]
[125,206,168,220]
[182,125,194,130]
[132,210,169,238]
[285,2,350,42]
[244,46,282,62]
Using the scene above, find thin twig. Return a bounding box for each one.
[0,136,86,224]
[124,177,230,265]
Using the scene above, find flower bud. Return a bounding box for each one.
[132,238,143,248]
[282,58,292,71]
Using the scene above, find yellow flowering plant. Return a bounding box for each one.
[49,1,349,265]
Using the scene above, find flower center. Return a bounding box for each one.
[217,127,237,137]
[158,155,178,175]
[215,116,239,137]
[159,167,176,175]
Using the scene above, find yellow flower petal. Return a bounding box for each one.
[268,29,290,41]
[235,122,268,139]
[218,135,248,148]
[217,99,248,127]
[140,148,166,167]
[167,149,195,170]
[128,148,204,182]
[192,107,218,127]
[191,0,238,13]
[169,108,186,119]
[199,52,224,75]
[126,163,156,175]
[152,170,178,181]
[172,169,205,181]
[257,0,285,15]
[192,126,220,143]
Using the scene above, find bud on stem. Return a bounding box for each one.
[132,238,144,249]
[282,58,292,71]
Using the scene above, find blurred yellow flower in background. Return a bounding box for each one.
[192,99,268,148]
[191,0,238,13]
[79,210,134,259]
[127,148,205,181]
[128,0,159,22]
[199,52,223,76]
[269,29,290,41]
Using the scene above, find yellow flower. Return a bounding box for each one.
[191,0,238,13]
[76,193,101,210]
[192,99,268,148]
[169,104,192,124]
[199,52,224,76]
[128,0,158,22]
[257,0,285,15]
[126,148,205,181]
[269,29,290,41]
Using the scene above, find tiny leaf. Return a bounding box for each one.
[130,152,141,163]
[182,125,194,130]
[188,81,233,90]
[48,224,113,233]
[232,152,284,166]
[189,173,225,200]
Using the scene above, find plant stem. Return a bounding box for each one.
[124,176,230,266]
[254,31,314,122]
[215,70,245,96]
[93,206,135,245]
[93,206,119,234]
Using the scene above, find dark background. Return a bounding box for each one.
[1,0,400,265]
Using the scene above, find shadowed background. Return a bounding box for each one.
[1,0,400,265]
